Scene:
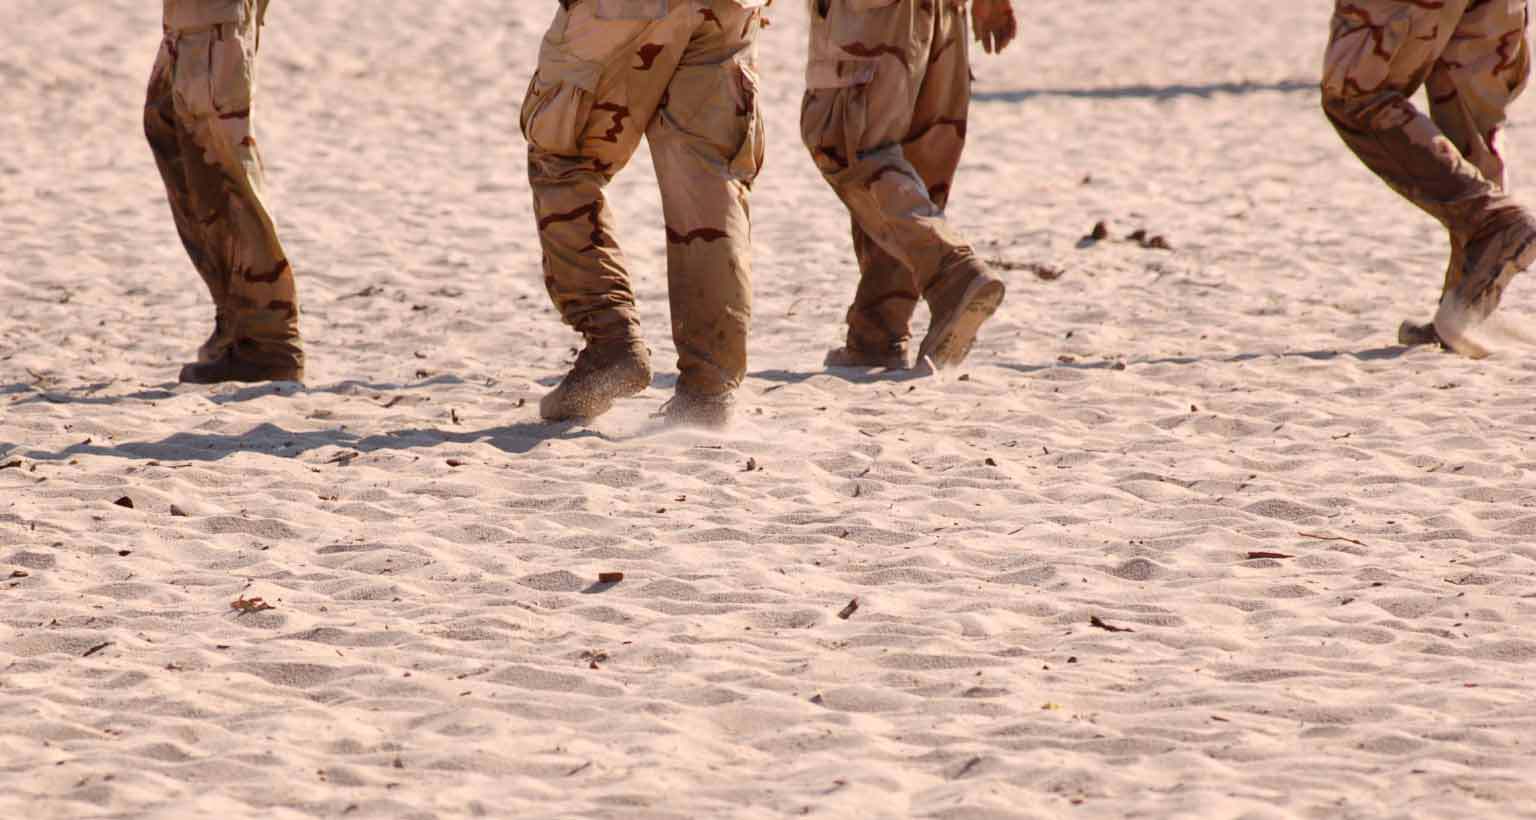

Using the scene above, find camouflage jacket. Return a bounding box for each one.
[163,0,268,30]
[557,0,769,11]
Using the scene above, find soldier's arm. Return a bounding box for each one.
[972,0,1017,55]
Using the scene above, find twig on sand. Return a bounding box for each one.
[1089,615,1134,633]
[230,595,275,615]
[339,285,383,300]
[1298,531,1367,548]
[83,641,113,658]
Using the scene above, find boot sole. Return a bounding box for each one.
[178,362,304,384]
[917,278,1006,371]
[824,347,912,370]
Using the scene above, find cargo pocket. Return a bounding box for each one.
[805,4,878,90]
[520,57,603,155]
[832,0,909,45]
[807,0,911,90]
[655,57,764,183]
[209,26,255,116]
[172,34,218,120]
[800,80,871,176]
[730,61,766,185]
[594,0,668,20]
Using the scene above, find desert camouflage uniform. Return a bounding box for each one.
[145,0,303,376]
[1322,0,1536,336]
[524,0,767,398]
[802,0,995,360]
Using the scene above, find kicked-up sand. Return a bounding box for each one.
[5,2,1536,818]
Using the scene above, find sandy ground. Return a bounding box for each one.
[6,1,1536,817]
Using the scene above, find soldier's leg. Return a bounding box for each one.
[524,2,688,420]
[835,1,974,366]
[831,222,919,366]
[526,3,683,344]
[1322,0,1536,355]
[170,14,303,381]
[802,0,1002,371]
[1426,0,1532,297]
[646,1,764,422]
[144,37,235,364]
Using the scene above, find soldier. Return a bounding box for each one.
[1322,0,1536,358]
[524,0,768,427]
[802,0,1016,372]
[145,0,304,383]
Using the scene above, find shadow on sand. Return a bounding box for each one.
[996,345,1412,375]
[974,79,1315,104]
[1,375,468,409]
[1,344,1417,464]
[4,420,611,464]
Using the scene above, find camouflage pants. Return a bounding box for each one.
[1322,0,1532,299]
[144,0,302,369]
[523,0,766,396]
[801,0,978,353]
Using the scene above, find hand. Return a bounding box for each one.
[972,0,1017,55]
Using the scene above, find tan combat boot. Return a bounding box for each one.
[179,342,305,384]
[917,257,1006,371]
[540,338,652,421]
[180,325,305,384]
[1397,320,1444,347]
[179,356,304,384]
[1434,209,1536,358]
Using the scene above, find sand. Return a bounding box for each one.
[5,2,1536,817]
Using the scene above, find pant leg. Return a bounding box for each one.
[1322,0,1529,261]
[801,0,977,329]
[844,221,917,351]
[838,0,972,352]
[646,1,765,396]
[523,2,691,342]
[145,36,230,316]
[1426,0,1531,294]
[166,11,301,367]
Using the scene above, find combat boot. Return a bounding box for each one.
[1397,320,1444,347]
[1434,209,1536,357]
[659,389,735,429]
[540,338,652,421]
[179,349,304,384]
[824,341,910,370]
[917,256,1006,371]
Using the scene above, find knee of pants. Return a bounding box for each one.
[1320,83,1397,132]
